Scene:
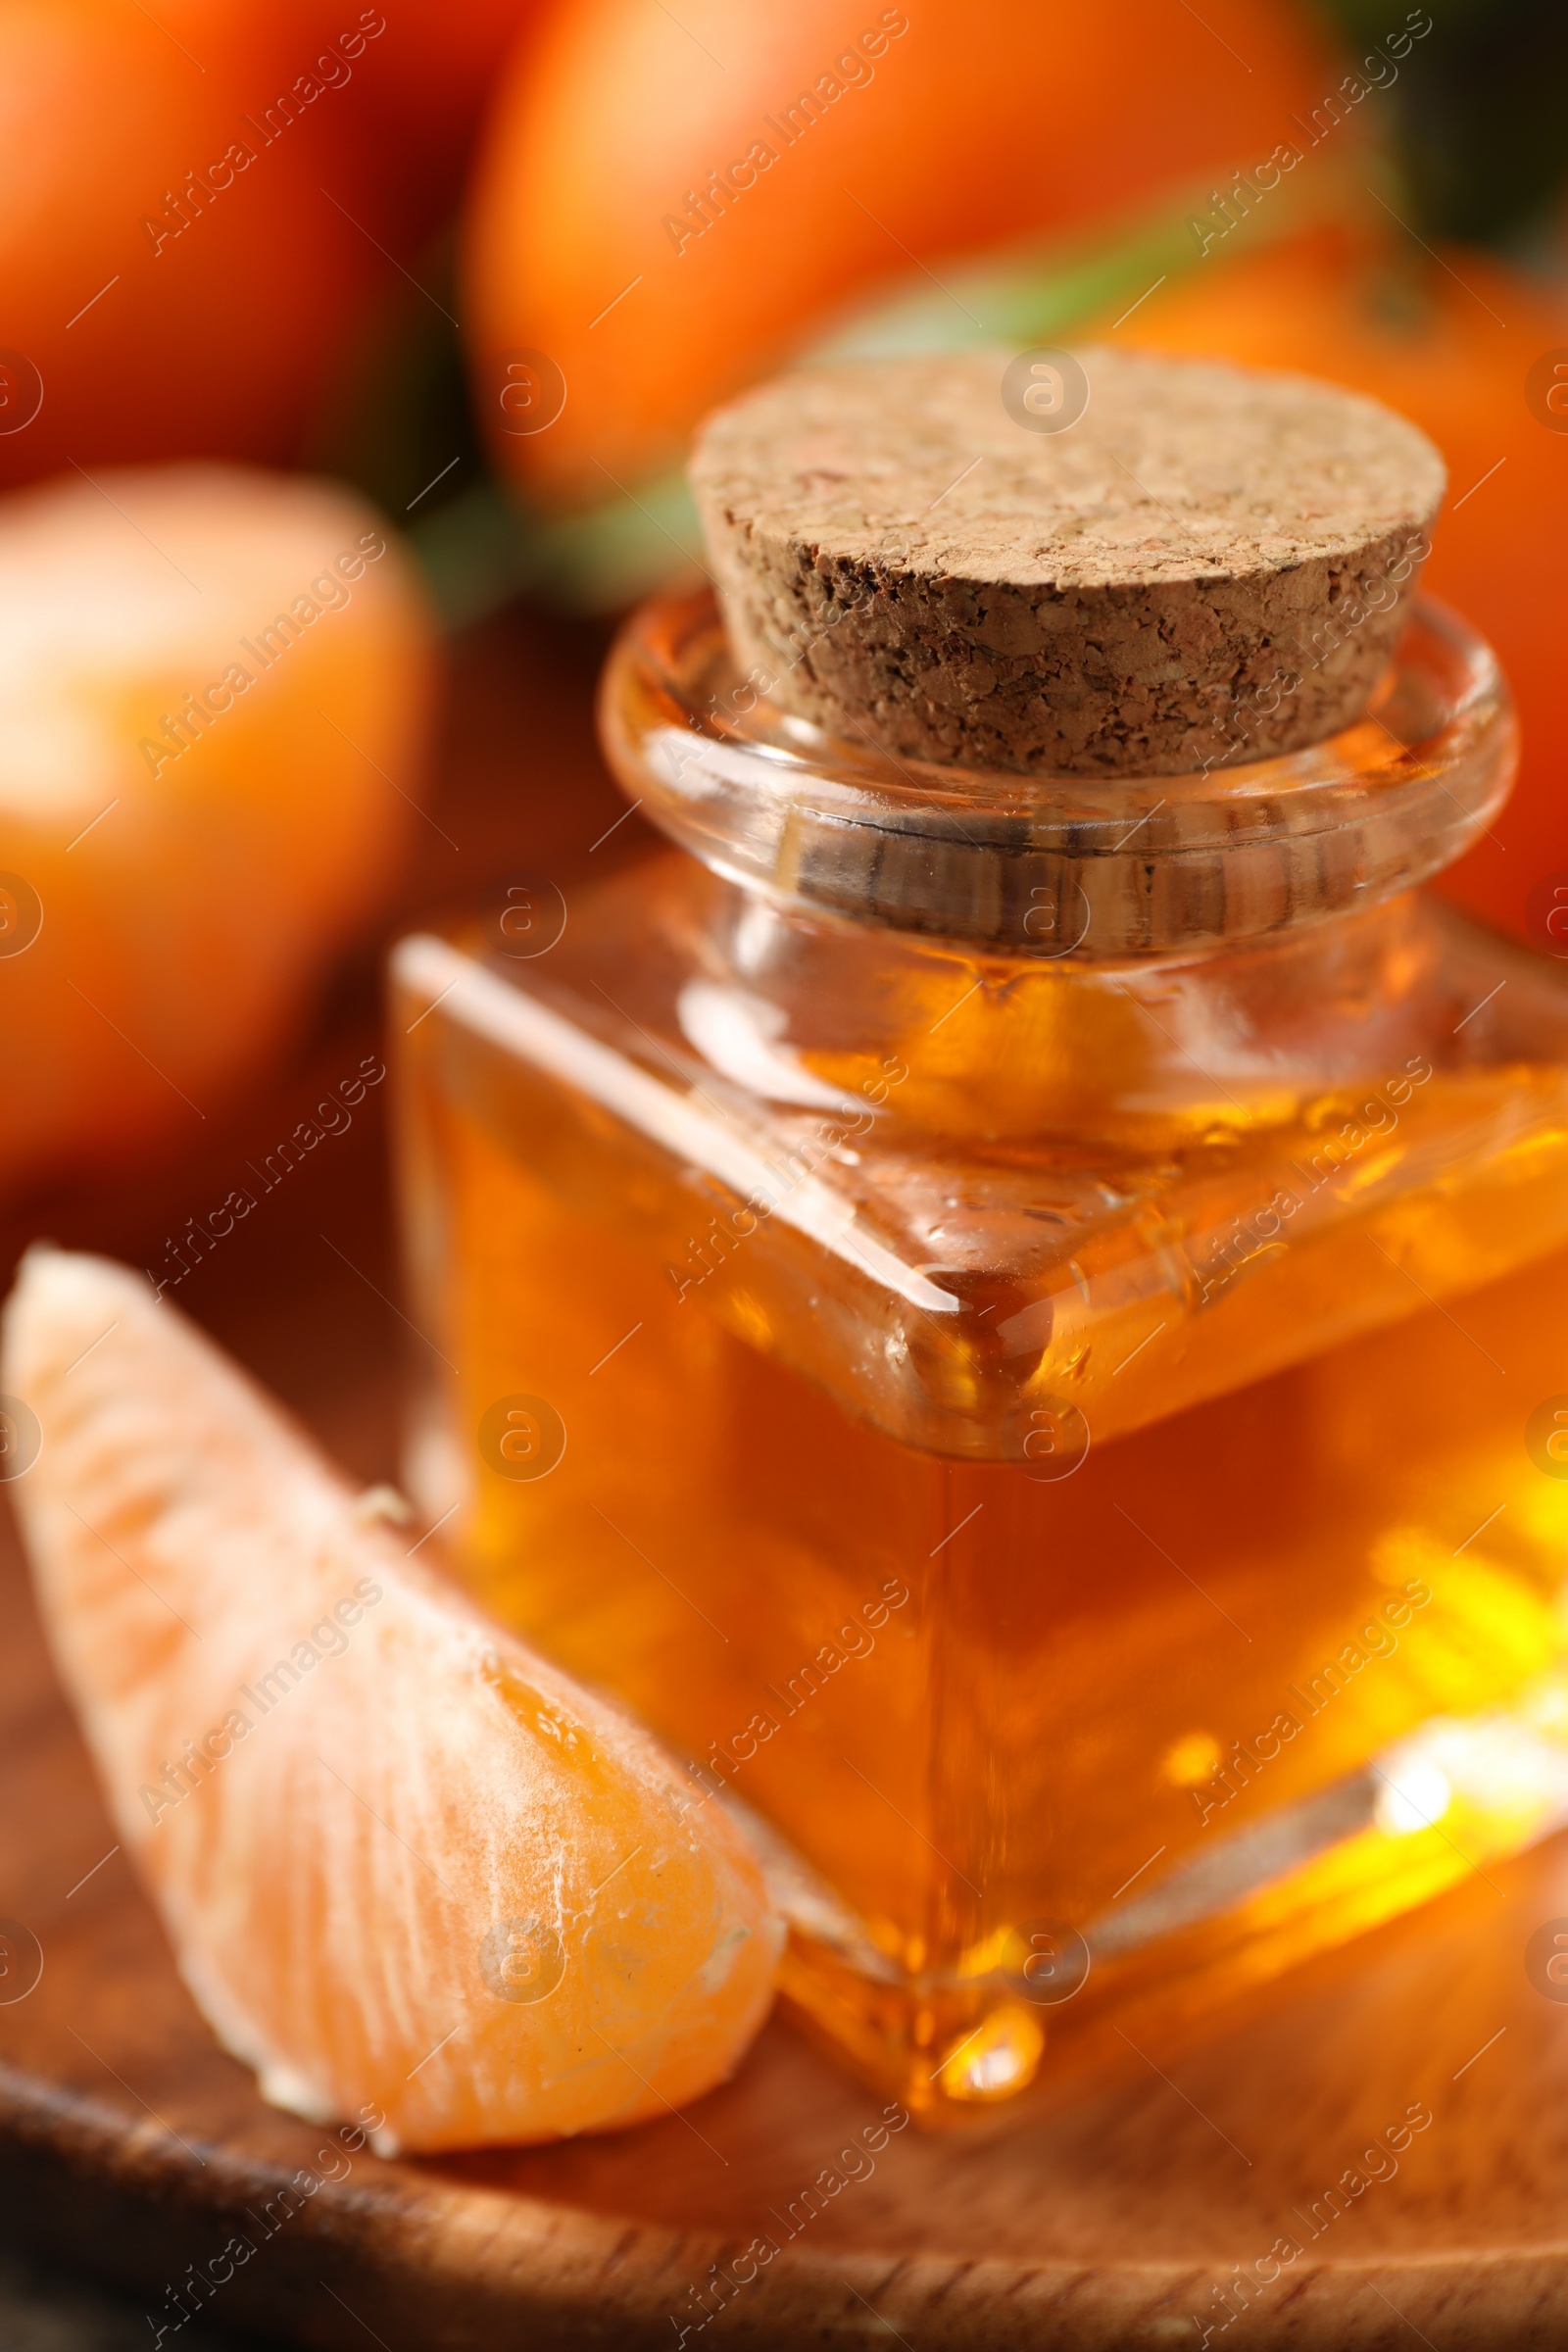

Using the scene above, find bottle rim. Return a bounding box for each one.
[599,582,1516,959]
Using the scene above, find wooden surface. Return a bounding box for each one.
[2,607,1568,2350]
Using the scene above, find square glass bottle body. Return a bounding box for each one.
[392,592,1568,2117]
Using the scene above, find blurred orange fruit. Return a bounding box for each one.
[312,0,548,197]
[0,465,438,1199]
[261,0,552,267]
[1102,222,1568,940]
[465,0,1340,504]
[0,2,475,485]
[3,1247,780,2151]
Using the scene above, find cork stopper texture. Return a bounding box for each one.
[689,348,1446,777]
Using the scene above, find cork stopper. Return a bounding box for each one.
[689,349,1446,779]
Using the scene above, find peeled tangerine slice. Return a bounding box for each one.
[2,1249,780,2152]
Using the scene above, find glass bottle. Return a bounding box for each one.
[391,579,1568,2121]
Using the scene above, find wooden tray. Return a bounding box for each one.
[2,608,1565,2351]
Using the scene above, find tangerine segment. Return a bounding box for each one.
[0,465,438,1197]
[2,1249,780,2152]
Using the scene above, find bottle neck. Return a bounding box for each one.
[600,582,1514,1144]
[601,586,1513,969]
[666,866,1448,1149]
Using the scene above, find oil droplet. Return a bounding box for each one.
[936,2001,1045,2102]
[1162,1730,1223,1788]
[481,1652,584,1756]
